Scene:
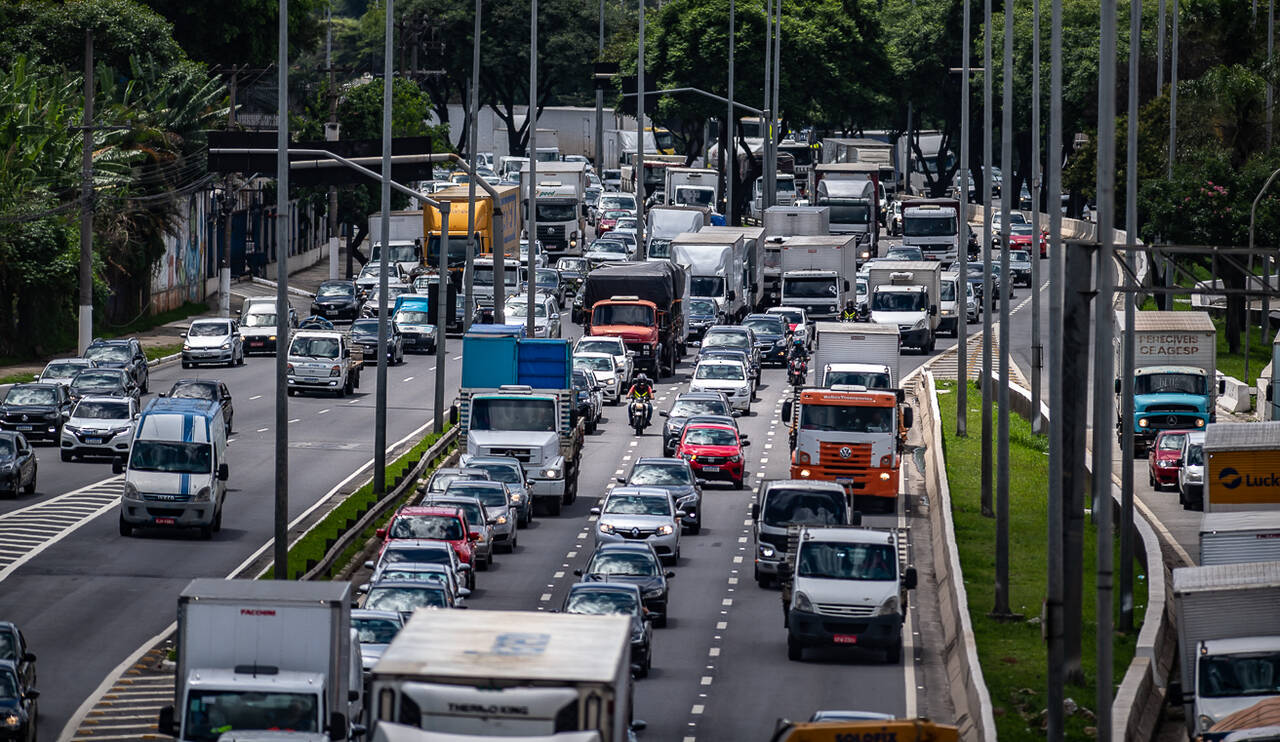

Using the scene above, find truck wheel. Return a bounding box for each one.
[787,635,803,661]
[212,506,223,532]
[755,566,772,588]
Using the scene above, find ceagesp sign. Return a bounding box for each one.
[1208,451,1280,509]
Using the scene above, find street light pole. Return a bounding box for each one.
[79,29,95,356]
[957,0,971,436]
[994,0,1014,616]
[374,0,395,492]
[528,0,538,337]
[762,0,773,213]
[1120,0,1142,635]
[464,0,481,334]
[596,0,605,176]
[273,0,291,578]
[635,0,647,259]
[726,0,735,226]
[1030,0,1043,433]
[980,0,994,518]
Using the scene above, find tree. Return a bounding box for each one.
[138,0,323,66]
[0,0,185,72]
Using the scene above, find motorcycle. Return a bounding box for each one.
[628,397,652,435]
[787,356,808,387]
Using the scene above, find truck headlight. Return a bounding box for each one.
[793,591,814,613]
[543,467,561,478]
[124,482,139,500]
[1137,417,1148,428]
[192,487,211,502]
[758,543,776,559]
[1195,418,1205,428]
[1199,715,1215,733]
[329,365,342,377]
[872,595,900,617]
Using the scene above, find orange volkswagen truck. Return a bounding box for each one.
[782,385,912,512]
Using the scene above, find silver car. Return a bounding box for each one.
[461,456,533,527]
[1179,430,1207,511]
[60,395,138,462]
[442,480,519,553]
[358,561,471,604]
[574,352,623,404]
[504,293,562,338]
[592,486,684,562]
[181,318,244,368]
[38,358,97,388]
[351,609,404,677]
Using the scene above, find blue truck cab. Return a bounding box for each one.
[1119,311,1220,454]
[116,397,229,539]
[393,294,438,353]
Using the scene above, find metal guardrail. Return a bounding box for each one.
[300,412,459,581]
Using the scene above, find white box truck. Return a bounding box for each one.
[665,167,719,211]
[521,161,588,258]
[812,322,901,389]
[1200,511,1280,565]
[646,206,706,260]
[671,231,747,321]
[160,579,361,742]
[369,609,634,742]
[762,206,830,305]
[864,261,943,353]
[900,197,961,263]
[699,225,765,312]
[778,235,859,322]
[1116,310,1219,453]
[1172,561,1280,737]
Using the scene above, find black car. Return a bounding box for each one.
[571,369,601,434]
[68,368,139,405]
[349,318,405,365]
[164,379,234,436]
[618,458,704,534]
[561,583,653,677]
[700,326,761,380]
[686,298,723,340]
[660,392,735,455]
[310,280,361,322]
[0,659,37,742]
[0,384,71,443]
[0,433,37,497]
[965,262,1012,304]
[556,257,588,294]
[0,623,35,691]
[742,314,790,366]
[83,338,149,394]
[575,542,674,627]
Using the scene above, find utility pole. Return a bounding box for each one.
[635,0,646,260]
[980,0,994,518]
[375,0,395,490]
[1120,0,1141,635]
[528,0,539,336]
[1157,0,1166,91]
[1030,0,1043,433]
[726,0,735,226]
[596,0,605,176]
[762,0,773,213]
[273,0,291,579]
[464,0,481,333]
[771,0,781,186]
[78,29,95,355]
[994,0,1014,617]
[1168,0,1179,179]
[221,179,234,317]
[327,5,341,282]
[956,0,971,436]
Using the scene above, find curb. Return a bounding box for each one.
[251,276,317,299]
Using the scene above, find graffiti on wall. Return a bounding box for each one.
[152,193,209,312]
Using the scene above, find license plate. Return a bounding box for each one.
[87,438,103,445]
[836,477,853,485]
[16,425,32,431]
[325,310,337,316]
[833,634,859,645]
[154,517,176,525]
[702,465,720,472]
[249,340,263,346]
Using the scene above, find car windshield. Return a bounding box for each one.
[395,310,433,325]
[469,398,557,432]
[604,494,672,516]
[798,542,896,581]
[0,439,13,457]
[290,337,340,359]
[588,552,658,576]
[473,267,522,287]
[73,371,122,390]
[590,241,627,254]
[243,312,277,327]
[566,590,639,616]
[1134,373,1206,396]
[743,318,784,336]
[382,546,450,565]
[448,484,506,508]
[353,617,401,644]
[318,283,354,298]
[365,586,448,612]
[683,427,737,446]
[505,301,548,318]
[189,322,230,337]
[800,404,894,432]
[350,320,381,337]
[389,515,464,541]
[688,299,717,316]
[695,364,744,381]
[170,383,217,401]
[629,463,692,486]
[577,339,622,355]
[471,463,522,485]
[85,345,130,363]
[183,690,320,742]
[1186,444,1204,466]
[763,489,846,527]
[536,269,558,285]
[5,387,58,405]
[825,370,892,389]
[378,568,448,586]
[690,276,725,297]
[941,281,957,301]
[593,304,654,326]
[575,357,614,372]
[872,292,927,312]
[427,472,475,493]
[129,441,213,474]
[1010,251,1030,263]
[42,362,87,379]
[559,259,587,272]
[670,400,727,417]
[1198,651,1280,699]
[702,333,748,350]
[600,195,636,211]
[1158,433,1188,452]
[0,668,16,700]
[73,400,130,420]
[903,216,957,237]
[1010,224,1035,235]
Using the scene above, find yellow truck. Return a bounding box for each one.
[421,184,521,268]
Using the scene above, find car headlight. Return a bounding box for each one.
[329,365,341,377]
[599,522,615,534]
[220,341,232,350]
[793,591,814,613]
[913,318,928,330]
[656,524,674,535]
[182,343,191,351]
[494,514,508,525]
[872,595,900,617]
[63,424,80,435]
[643,587,665,598]
[510,492,523,503]
[1,713,19,728]
[758,543,776,559]
[192,487,211,502]
[543,467,561,478]
[728,454,741,462]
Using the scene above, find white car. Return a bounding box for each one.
[765,306,811,348]
[504,293,561,338]
[574,336,634,385]
[689,358,752,413]
[574,352,623,404]
[518,239,548,268]
[60,395,139,462]
[584,239,630,267]
[181,318,244,368]
[610,229,639,256]
[39,358,96,388]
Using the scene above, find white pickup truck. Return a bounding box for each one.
[286,330,363,397]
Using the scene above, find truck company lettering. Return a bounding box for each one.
[832,733,897,742]
[447,703,530,716]
[239,608,276,616]
[1218,467,1280,490]
[1138,341,1201,356]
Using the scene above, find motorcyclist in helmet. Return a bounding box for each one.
[841,300,859,322]
[789,335,808,363]
[626,373,655,426]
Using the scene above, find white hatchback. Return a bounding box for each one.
[574,352,623,404]
[574,336,634,385]
[689,359,752,413]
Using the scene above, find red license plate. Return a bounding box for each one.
[154,517,176,525]
[833,634,859,645]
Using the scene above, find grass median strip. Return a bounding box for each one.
[263,423,455,580]
[936,379,1146,739]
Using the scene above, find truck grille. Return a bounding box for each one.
[1145,414,1202,430]
[625,342,653,357]
[144,493,191,503]
[759,532,789,554]
[814,602,875,618]
[486,447,533,463]
[537,225,564,240]
[1146,404,1199,413]
[818,442,872,473]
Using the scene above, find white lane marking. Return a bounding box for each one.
[288,418,300,424]
[708,647,721,656]
[733,556,743,563]
[737,537,747,543]
[720,599,732,607]
[727,577,738,585]
[540,593,552,601]
[566,551,577,558]
[402,376,414,382]
[700,676,713,686]
[249,394,263,401]
[317,409,329,415]
[716,621,728,630]
[256,427,269,433]
[452,355,463,361]
[553,571,564,578]
[901,467,918,719]
[691,705,705,715]
[0,478,123,585]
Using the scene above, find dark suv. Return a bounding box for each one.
[83,338,149,394]
[742,314,789,366]
[0,384,72,442]
[659,392,735,455]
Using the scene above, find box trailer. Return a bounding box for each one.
[1117,310,1219,452]
[1204,421,1280,512]
[812,322,902,389]
[778,235,860,322]
[1200,511,1280,565]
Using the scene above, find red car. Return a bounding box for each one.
[1148,429,1191,490]
[596,209,631,235]
[377,505,476,569]
[676,422,750,489]
[1007,224,1050,258]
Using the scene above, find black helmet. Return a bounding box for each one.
[635,373,650,384]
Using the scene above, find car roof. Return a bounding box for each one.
[10,382,61,391]
[396,505,465,518]
[608,486,674,499]
[464,456,522,467]
[577,336,623,345]
[366,580,447,591]
[173,378,218,387]
[675,392,729,401]
[633,457,689,467]
[592,541,659,556]
[46,358,92,366]
[384,539,451,550]
[444,479,505,489]
[762,479,848,493]
[574,352,615,360]
[684,414,738,427]
[74,395,132,406]
[566,582,642,597]
[190,317,232,325]
[88,338,132,347]
[696,358,745,366]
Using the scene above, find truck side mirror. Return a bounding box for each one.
[217,463,229,481]
[928,304,938,316]
[1167,681,1184,706]
[158,706,177,737]
[751,502,760,520]
[781,400,792,421]
[904,567,918,590]
[1114,378,1121,394]
[903,407,914,429]
[329,711,348,741]
[1218,379,1226,395]
[851,510,863,526]
[844,280,851,292]
[1269,386,1274,402]
[728,291,737,302]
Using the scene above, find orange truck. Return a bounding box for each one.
[782,386,913,512]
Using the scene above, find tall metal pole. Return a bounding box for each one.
[727,0,735,226]
[980,0,994,518]
[273,0,291,578]
[79,28,95,355]
[762,0,774,212]
[1268,0,1274,149]
[1030,0,1043,434]
[435,209,450,432]
[1266,0,1275,336]
[994,0,1014,616]
[328,3,340,283]
[1046,0,1066,727]
[1120,0,1141,635]
[635,0,647,259]
[1167,0,1179,179]
[595,0,605,175]
[528,0,539,335]
[464,0,481,333]
[771,0,781,179]
[957,0,971,436]
[1094,0,1118,734]
[374,0,394,492]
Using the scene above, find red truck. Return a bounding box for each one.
[581,261,689,379]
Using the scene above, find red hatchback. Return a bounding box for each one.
[1008,224,1050,258]
[378,505,476,569]
[677,422,750,489]
[1148,429,1191,490]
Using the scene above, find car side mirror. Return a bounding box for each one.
[844,280,851,292]
[23,688,38,701]
[1218,379,1226,395]
[665,571,675,579]
[180,332,188,338]
[631,720,648,732]
[112,458,126,475]
[904,567,919,590]
[675,510,687,519]
[217,463,229,481]
[573,568,584,576]
[458,563,472,572]
[329,712,348,741]
[158,392,168,398]
[21,652,35,663]
[851,510,864,526]
[741,439,751,446]
[732,410,743,417]
[158,705,177,736]
[903,407,914,429]
[357,583,369,594]
[375,528,387,539]
[1173,458,1183,467]
[590,507,602,515]
[697,478,709,487]
[751,502,760,520]
[1114,378,1121,394]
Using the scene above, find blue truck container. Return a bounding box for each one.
[461,336,571,390]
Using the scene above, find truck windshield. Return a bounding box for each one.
[783,277,838,299]
[536,203,578,222]
[593,304,654,326]
[872,292,927,312]
[425,236,470,268]
[675,188,715,207]
[470,398,557,432]
[821,201,871,225]
[903,216,957,237]
[372,244,420,265]
[1133,373,1206,396]
[184,690,319,741]
[648,239,672,258]
[690,276,726,297]
[129,440,212,474]
[473,267,521,287]
[800,404,894,433]
[290,337,340,359]
[763,488,846,527]
[826,371,891,389]
[1198,651,1280,698]
[390,514,465,540]
[798,542,896,581]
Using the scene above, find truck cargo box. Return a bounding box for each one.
[1205,422,1280,512]
[1200,511,1280,565]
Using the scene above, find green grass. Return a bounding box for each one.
[262,424,455,580]
[145,342,186,363]
[937,380,1146,740]
[0,371,39,385]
